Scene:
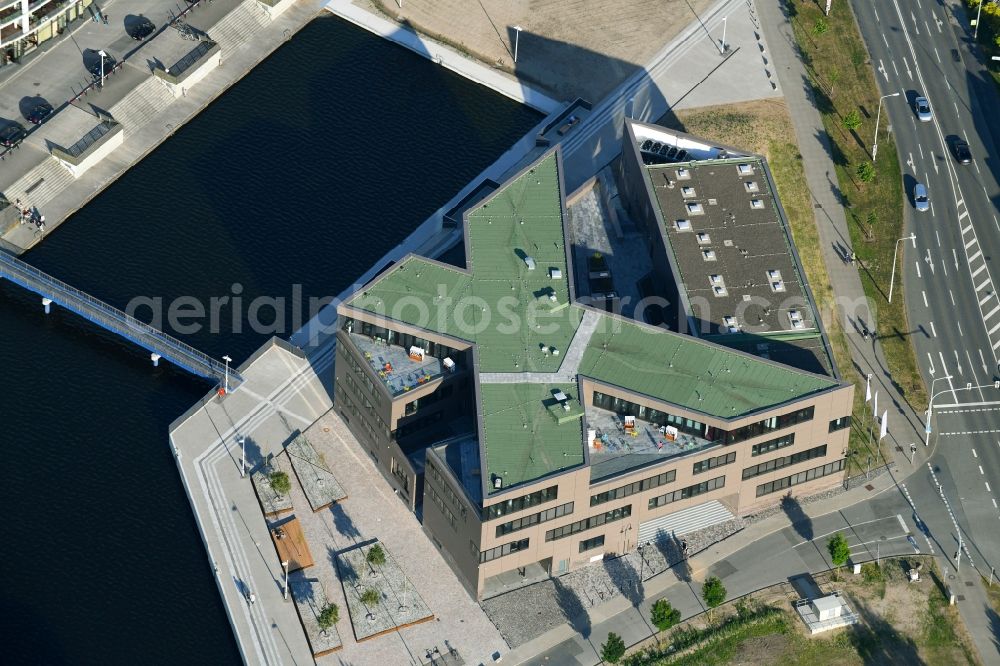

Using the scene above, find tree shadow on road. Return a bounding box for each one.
[553,577,591,640]
[782,494,813,543]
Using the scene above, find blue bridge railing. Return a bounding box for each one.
[0,251,242,387]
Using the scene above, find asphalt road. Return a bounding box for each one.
[848,0,1000,655]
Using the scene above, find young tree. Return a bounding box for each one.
[366,543,386,569]
[828,532,851,567]
[842,109,862,131]
[650,598,681,633]
[702,576,727,614]
[317,603,339,632]
[360,587,380,607]
[269,471,291,496]
[812,18,829,35]
[600,631,627,664]
[856,162,876,183]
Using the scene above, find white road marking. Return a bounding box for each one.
[878,58,889,81]
[934,45,940,62]
[958,320,964,336]
[915,260,922,278]
[903,56,913,79]
[927,352,936,375]
[975,160,981,174]
[954,349,962,373]
[993,498,997,508]
[986,303,1000,321]
[874,6,881,20]
[973,448,978,458]
[949,289,956,306]
[923,290,929,307]
[919,145,925,160]
[980,349,989,374]
[892,58,900,76]
[884,32,891,49]
[931,321,937,337]
[955,101,961,117]
[980,466,985,475]
[988,482,992,493]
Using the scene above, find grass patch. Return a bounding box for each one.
[788,0,927,413]
[624,605,789,665]
[669,100,889,474]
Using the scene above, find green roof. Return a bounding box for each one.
[579,316,837,418]
[481,382,585,489]
[344,147,840,496]
[347,151,578,374]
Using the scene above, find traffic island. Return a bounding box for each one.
[250,453,294,516]
[289,578,343,657]
[335,541,433,641]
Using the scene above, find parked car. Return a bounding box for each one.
[88,54,117,80]
[953,139,972,165]
[26,102,53,125]
[0,122,26,147]
[913,182,929,212]
[914,96,932,122]
[132,18,155,41]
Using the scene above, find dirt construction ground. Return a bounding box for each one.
[357,0,715,103]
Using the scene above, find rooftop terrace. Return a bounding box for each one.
[344,146,840,498]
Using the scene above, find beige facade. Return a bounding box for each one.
[420,376,853,600]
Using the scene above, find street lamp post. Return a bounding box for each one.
[975,0,984,39]
[238,435,246,477]
[222,355,232,394]
[512,25,522,63]
[720,16,728,54]
[873,92,900,162]
[888,233,916,303]
[283,560,293,599]
[98,49,107,87]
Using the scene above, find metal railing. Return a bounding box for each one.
[0,251,241,386]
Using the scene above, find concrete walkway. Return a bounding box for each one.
[323,0,562,114]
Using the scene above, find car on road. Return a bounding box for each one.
[26,101,53,125]
[0,122,26,147]
[952,139,972,165]
[914,182,929,212]
[914,96,932,122]
[88,54,117,80]
[131,18,155,41]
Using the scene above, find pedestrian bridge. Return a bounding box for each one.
[0,250,242,387]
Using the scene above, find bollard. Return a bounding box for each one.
[42,297,52,314]
[151,353,161,367]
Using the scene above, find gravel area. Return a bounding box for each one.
[290,577,343,656]
[286,432,348,511]
[251,452,294,516]
[336,542,434,641]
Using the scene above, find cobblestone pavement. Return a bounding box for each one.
[285,409,506,665]
[355,0,714,103]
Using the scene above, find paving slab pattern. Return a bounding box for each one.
[286,433,347,511]
[336,541,434,641]
[290,577,344,656]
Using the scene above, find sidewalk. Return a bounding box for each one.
[755,0,998,661]
[504,468,901,663]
